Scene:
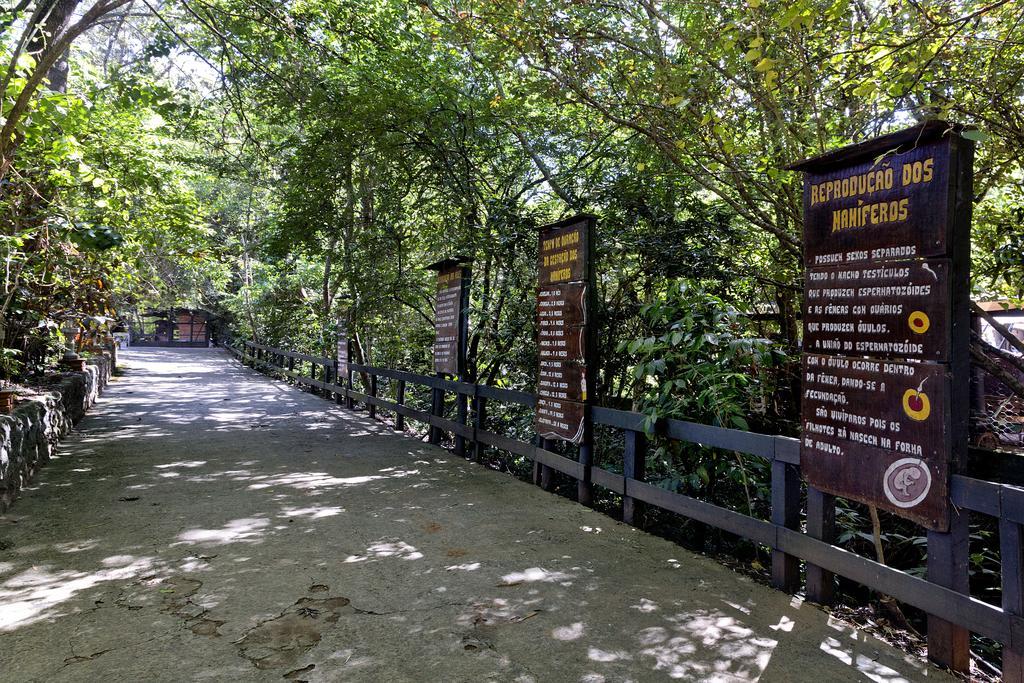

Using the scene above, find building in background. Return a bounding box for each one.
[130,309,216,348]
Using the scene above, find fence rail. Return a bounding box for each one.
[231,340,1024,677]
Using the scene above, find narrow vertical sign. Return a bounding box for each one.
[790,121,973,531]
[428,258,471,376]
[336,319,349,377]
[536,215,596,444]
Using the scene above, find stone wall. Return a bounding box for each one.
[0,353,113,512]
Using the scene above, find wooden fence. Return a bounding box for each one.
[229,339,1024,678]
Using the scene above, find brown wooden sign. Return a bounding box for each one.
[803,136,952,265]
[536,396,586,443]
[429,259,470,376]
[804,259,950,361]
[336,319,349,377]
[801,354,950,528]
[791,122,974,532]
[535,215,595,444]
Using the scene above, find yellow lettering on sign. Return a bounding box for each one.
[830,198,909,233]
[901,158,934,187]
[810,165,895,206]
[549,267,572,283]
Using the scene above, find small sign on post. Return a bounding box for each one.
[790,121,974,532]
[426,256,472,446]
[336,319,350,378]
[336,317,351,408]
[535,215,597,444]
[426,257,472,377]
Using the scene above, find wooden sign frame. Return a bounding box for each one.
[426,256,472,378]
[790,121,973,532]
[535,215,597,445]
[336,317,350,378]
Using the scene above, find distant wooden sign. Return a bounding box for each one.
[336,319,349,377]
[535,216,596,444]
[790,121,974,532]
[428,258,471,376]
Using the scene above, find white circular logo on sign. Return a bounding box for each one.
[882,458,932,508]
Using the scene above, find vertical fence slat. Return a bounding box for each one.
[368,374,377,419]
[429,384,444,444]
[540,438,555,491]
[473,394,487,462]
[927,507,971,673]
[334,362,345,406]
[770,459,800,592]
[345,366,354,409]
[532,436,542,486]
[805,487,836,605]
[623,429,646,527]
[1002,518,1024,680]
[455,390,468,457]
[395,379,406,431]
[578,442,593,506]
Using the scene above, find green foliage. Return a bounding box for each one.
[623,282,779,431]
[616,282,783,517]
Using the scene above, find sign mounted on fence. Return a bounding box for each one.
[790,121,974,531]
[426,256,471,377]
[535,215,596,444]
[336,318,349,377]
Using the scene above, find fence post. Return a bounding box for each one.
[345,366,354,410]
[770,459,800,592]
[623,428,646,527]
[429,383,444,445]
[1001,517,1024,679]
[334,362,345,406]
[532,436,542,485]
[540,438,555,491]
[395,379,406,431]
[288,356,295,377]
[454,387,468,457]
[473,394,487,462]
[927,507,971,673]
[578,440,594,507]
[368,374,377,419]
[805,487,836,604]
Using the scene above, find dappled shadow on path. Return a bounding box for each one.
[0,348,947,681]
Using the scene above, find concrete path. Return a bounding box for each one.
[0,348,950,682]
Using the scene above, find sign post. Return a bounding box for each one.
[790,121,974,671]
[336,317,351,408]
[535,215,597,505]
[426,257,472,446]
